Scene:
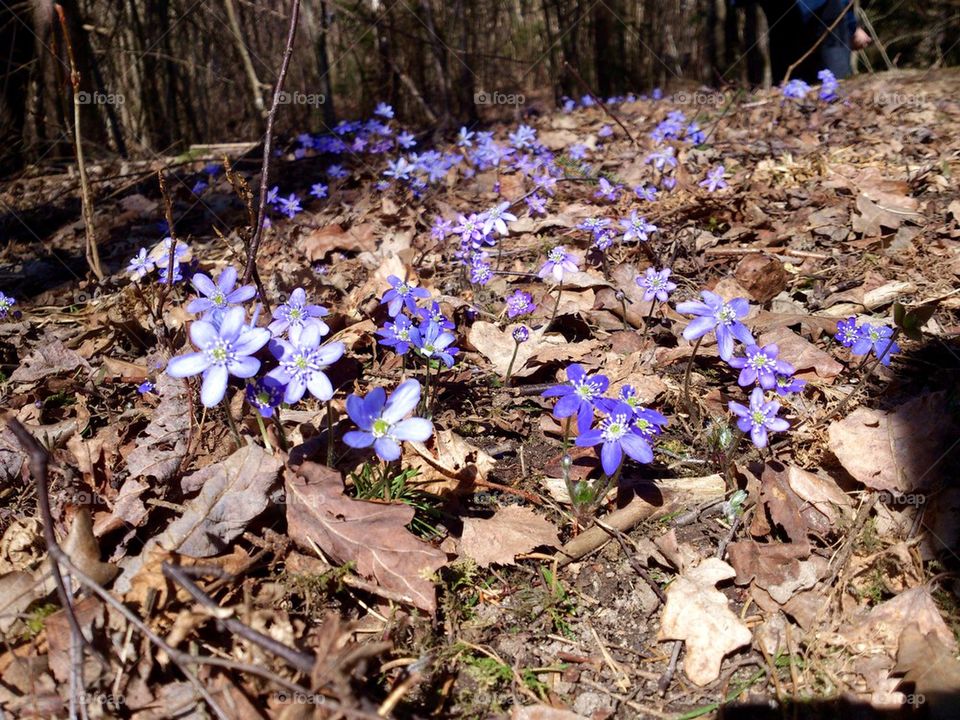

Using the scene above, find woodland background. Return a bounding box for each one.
[1,0,958,176]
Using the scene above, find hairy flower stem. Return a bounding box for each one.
[682,336,704,419]
[546,281,564,332]
[504,338,521,385]
[421,359,433,418]
[255,414,273,453]
[722,427,745,488]
[591,463,623,514]
[326,402,335,465]
[222,396,243,449]
[272,412,289,452]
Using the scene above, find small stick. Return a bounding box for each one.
[243,0,302,285]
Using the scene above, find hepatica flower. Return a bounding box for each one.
[187,266,256,321]
[266,324,345,404]
[620,212,658,243]
[728,344,794,390]
[506,290,536,318]
[539,246,579,283]
[344,379,433,461]
[782,79,810,100]
[576,402,654,476]
[167,306,270,407]
[774,371,806,396]
[637,267,677,303]
[0,292,16,319]
[851,323,900,365]
[415,320,458,368]
[377,314,417,355]
[542,363,609,433]
[268,287,329,338]
[127,248,154,281]
[676,291,754,361]
[417,301,455,331]
[699,165,727,192]
[512,325,530,343]
[835,317,860,347]
[245,376,285,418]
[729,387,789,449]
[381,275,430,317]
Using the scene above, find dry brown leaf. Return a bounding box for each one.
[894,622,960,719]
[727,541,826,604]
[758,326,844,381]
[285,462,447,613]
[0,571,38,633]
[459,506,559,567]
[300,222,377,260]
[125,373,190,482]
[115,443,280,592]
[828,392,958,494]
[511,706,585,720]
[735,255,787,303]
[467,321,599,378]
[657,557,752,686]
[839,587,957,654]
[405,429,496,495]
[9,337,90,383]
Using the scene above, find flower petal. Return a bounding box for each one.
[575,429,603,447]
[189,320,219,349]
[600,442,623,477]
[230,355,260,378]
[200,365,228,407]
[393,417,433,442]
[191,273,216,298]
[167,352,209,378]
[382,379,421,423]
[234,327,271,356]
[307,371,334,401]
[553,393,580,418]
[682,315,715,340]
[218,306,246,341]
[621,433,653,464]
[217,266,237,295]
[374,437,402,461]
[343,430,374,449]
[315,341,345,366]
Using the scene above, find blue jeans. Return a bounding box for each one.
[761,0,853,83]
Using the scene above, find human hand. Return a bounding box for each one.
[852,27,872,50]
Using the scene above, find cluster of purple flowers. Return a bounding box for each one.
[835,316,900,366]
[376,275,459,368]
[0,292,16,319]
[650,109,703,145]
[543,364,667,477]
[676,290,797,447]
[782,70,840,103]
[126,237,193,285]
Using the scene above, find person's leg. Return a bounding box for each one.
[813,0,854,78]
[760,0,807,85]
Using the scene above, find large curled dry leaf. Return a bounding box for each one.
[125,373,190,483]
[405,429,496,495]
[467,321,600,378]
[828,392,958,494]
[459,506,559,567]
[285,462,447,613]
[114,443,280,592]
[9,337,90,383]
[657,557,752,686]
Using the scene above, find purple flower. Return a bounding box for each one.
[481,202,517,236]
[676,291,754,361]
[269,288,330,338]
[381,275,430,317]
[377,314,417,355]
[526,194,548,216]
[186,266,256,320]
[620,211,658,243]
[634,185,658,202]
[431,216,453,241]
[699,165,727,192]
[375,102,394,119]
[0,292,15,319]
[728,344,794,390]
[166,306,270,407]
[576,401,653,476]
[774,371,806,396]
[417,302,454,331]
[729,386,789,448]
[538,246,579,283]
[277,193,302,219]
[159,264,184,285]
[506,290,536,318]
[266,186,280,205]
[646,147,677,170]
[818,69,838,102]
[265,324,344,404]
[661,176,677,191]
[632,407,668,440]
[127,248,154,281]
[343,379,433,461]
[456,127,474,148]
[595,177,622,202]
[191,180,208,195]
[542,363,610,433]
[835,317,860,347]
[782,79,810,100]
[310,183,328,199]
[512,325,530,344]
[636,267,677,303]
[851,323,900,366]
[470,256,493,286]
[397,130,416,149]
[414,320,457,367]
[245,376,285,418]
[137,380,155,394]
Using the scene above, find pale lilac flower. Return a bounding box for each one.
[636,267,677,303]
[729,386,790,448]
[482,202,517,236]
[699,165,727,192]
[343,379,433,461]
[266,324,344,404]
[728,344,794,390]
[526,194,547,216]
[538,246,579,283]
[676,291,754,361]
[620,211,658,243]
[512,325,530,343]
[186,266,256,320]
[268,288,330,338]
[595,177,622,202]
[310,183,328,199]
[0,292,15,319]
[166,306,270,407]
[381,275,430,317]
[506,290,536,318]
[375,102,395,119]
[127,248,154,281]
[646,146,677,170]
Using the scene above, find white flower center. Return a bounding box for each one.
[601,414,630,442]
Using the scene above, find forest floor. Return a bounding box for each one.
[0,68,959,720]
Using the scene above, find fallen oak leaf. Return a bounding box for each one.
[657,557,752,686]
[459,506,559,567]
[285,462,446,613]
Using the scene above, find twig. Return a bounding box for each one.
[162,563,315,673]
[563,61,637,145]
[54,4,103,281]
[243,0,302,285]
[594,519,666,604]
